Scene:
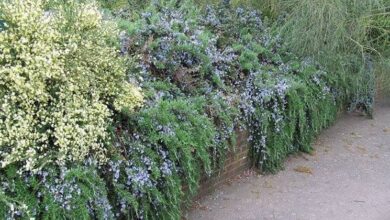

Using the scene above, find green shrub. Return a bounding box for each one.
[200,2,347,171]
[0,0,143,172]
[1,0,381,219]
[110,97,221,219]
[119,0,231,94]
[243,62,343,171]
[0,163,114,219]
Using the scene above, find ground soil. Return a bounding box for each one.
[186,99,390,220]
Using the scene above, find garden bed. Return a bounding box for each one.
[0,0,379,219]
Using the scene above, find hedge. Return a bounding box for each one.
[0,0,371,219]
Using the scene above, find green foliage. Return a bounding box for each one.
[0,164,112,219]
[119,0,229,94]
[279,0,389,115]
[98,0,129,10]
[0,0,143,172]
[376,55,390,97]
[136,98,216,185]
[1,0,386,219]
[110,98,220,219]
[242,60,344,172]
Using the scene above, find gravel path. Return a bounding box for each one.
[186,100,390,220]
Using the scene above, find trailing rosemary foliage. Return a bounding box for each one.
[201,2,346,171]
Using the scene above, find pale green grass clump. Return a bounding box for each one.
[376,55,390,97]
[279,0,388,114]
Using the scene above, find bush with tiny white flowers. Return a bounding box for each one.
[0,0,143,172]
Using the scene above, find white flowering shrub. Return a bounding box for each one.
[0,0,143,172]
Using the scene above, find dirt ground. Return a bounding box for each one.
[186,100,390,220]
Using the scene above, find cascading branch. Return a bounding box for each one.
[201,2,347,172]
[109,98,220,219]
